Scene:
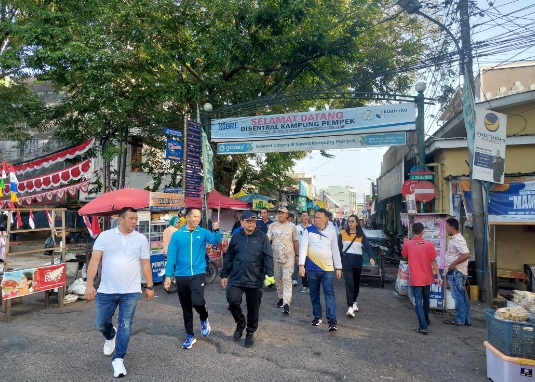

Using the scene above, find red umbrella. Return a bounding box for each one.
[78,188,151,216]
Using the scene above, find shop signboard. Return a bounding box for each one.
[297,196,307,212]
[164,127,183,138]
[253,199,271,210]
[165,138,183,162]
[149,192,185,210]
[1,264,66,300]
[150,253,166,283]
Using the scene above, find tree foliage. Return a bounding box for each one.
[3,0,431,194]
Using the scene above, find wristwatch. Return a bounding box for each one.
[145,285,154,290]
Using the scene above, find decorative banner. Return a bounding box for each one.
[1,264,66,300]
[460,178,535,224]
[5,159,91,194]
[149,192,185,210]
[217,132,407,154]
[13,138,94,175]
[472,107,507,184]
[2,180,90,208]
[211,104,415,142]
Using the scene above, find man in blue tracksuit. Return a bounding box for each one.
[164,207,222,349]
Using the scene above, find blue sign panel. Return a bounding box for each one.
[164,187,183,193]
[164,127,183,138]
[166,138,183,162]
[362,132,406,146]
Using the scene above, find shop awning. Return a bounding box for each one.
[236,193,275,204]
[78,188,151,216]
[231,190,247,199]
[186,190,251,210]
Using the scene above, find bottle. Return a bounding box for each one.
[81,264,87,280]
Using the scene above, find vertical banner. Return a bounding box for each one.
[472,108,507,184]
[185,121,202,198]
[202,130,214,194]
[297,196,307,212]
[462,78,477,156]
[413,214,447,309]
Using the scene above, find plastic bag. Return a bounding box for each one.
[395,261,409,296]
[495,306,530,322]
[68,278,86,295]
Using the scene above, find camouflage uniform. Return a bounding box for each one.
[267,222,298,305]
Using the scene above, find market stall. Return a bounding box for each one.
[78,188,186,284]
[1,208,68,322]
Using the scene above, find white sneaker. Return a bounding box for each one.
[346,306,355,318]
[352,302,359,312]
[103,327,117,356]
[112,358,127,378]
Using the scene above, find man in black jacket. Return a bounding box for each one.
[221,210,274,348]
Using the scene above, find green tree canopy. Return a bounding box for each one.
[5,0,431,193]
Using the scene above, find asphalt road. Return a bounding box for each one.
[0,264,489,382]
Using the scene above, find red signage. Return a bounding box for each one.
[413,180,437,202]
[401,180,418,199]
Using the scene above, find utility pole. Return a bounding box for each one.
[459,0,488,303]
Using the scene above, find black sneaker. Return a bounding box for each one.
[328,325,338,332]
[311,318,322,326]
[233,324,245,340]
[275,298,283,308]
[283,304,290,315]
[266,285,274,291]
[245,333,254,348]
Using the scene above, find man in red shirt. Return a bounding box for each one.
[402,222,442,335]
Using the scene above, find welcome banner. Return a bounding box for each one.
[211,104,415,142]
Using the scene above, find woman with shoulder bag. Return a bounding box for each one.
[338,215,376,317]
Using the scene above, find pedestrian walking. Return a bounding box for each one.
[256,207,273,234]
[220,211,274,348]
[163,207,222,349]
[444,217,472,326]
[162,216,179,256]
[401,222,442,335]
[267,207,298,315]
[84,207,154,378]
[296,211,311,293]
[298,208,342,331]
[339,214,376,317]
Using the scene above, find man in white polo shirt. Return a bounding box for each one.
[84,207,154,378]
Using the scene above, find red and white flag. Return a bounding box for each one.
[83,216,102,238]
[16,211,23,228]
[46,209,53,227]
[29,210,35,229]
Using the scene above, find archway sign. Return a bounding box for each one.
[211,103,416,153]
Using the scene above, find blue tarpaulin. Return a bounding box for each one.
[236,193,275,204]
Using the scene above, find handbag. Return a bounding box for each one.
[341,234,359,257]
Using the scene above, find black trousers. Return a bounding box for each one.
[227,286,262,334]
[343,267,363,307]
[176,274,208,335]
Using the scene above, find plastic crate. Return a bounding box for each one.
[485,309,535,359]
[485,341,535,382]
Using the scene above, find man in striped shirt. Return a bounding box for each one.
[298,208,342,332]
